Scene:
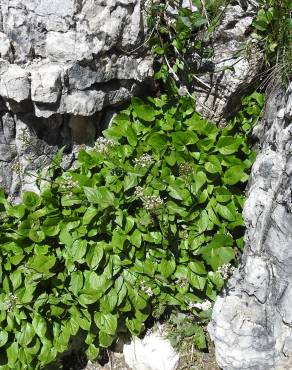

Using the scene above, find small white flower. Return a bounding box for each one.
[11,162,23,175]
[94,137,115,154]
[18,127,31,144]
[175,277,189,288]
[140,281,153,297]
[180,230,188,239]
[201,300,212,311]
[134,154,153,168]
[134,186,144,197]
[143,195,164,212]
[217,263,235,279]
[179,162,193,177]
[188,299,212,311]
[5,293,18,312]
[60,174,78,191]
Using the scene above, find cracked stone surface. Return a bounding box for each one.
[0,0,153,196]
[208,82,292,369]
[195,2,263,123]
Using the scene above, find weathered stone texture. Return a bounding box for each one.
[0,0,153,196]
[195,2,263,123]
[208,82,292,369]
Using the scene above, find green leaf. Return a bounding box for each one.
[94,312,117,335]
[189,272,206,291]
[28,229,46,243]
[193,324,207,349]
[18,322,35,346]
[100,289,118,313]
[216,202,238,221]
[10,271,22,291]
[23,192,41,210]
[99,331,115,348]
[148,133,168,152]
[0,331,8,347]
[125,126,137,146]
[86,243,104,269]
[84,186,115,207]
[194,171,207,193]
[83,207,98,225]
[6,204,26,219]
[204,155,222,174]
[86,344,100,361]
[200,234,235,270]
[32,315,47,339]
[197,210,209,232]
[160,258,176,278]
[7,342,18,367]
[189,261,207,275]
[42,218,60,237]
[215,187,232,203]
[132,97,157,122]
[27,255,56,274]
[70,271,84,296]
[223,166,247,185]
[70,239,87,262]
[124,173,138,191]
[217,136,242,155]
[171,131,198,146]
[129,229,142,248]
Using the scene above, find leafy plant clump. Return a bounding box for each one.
[146,0,227,94]
[253,0,292,83]
[0,92,263,369]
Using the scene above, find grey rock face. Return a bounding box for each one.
[195,3,262,123]
[0,0,153,196]
[208,82,292,369]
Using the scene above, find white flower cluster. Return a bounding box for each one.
[179,162,193,177]
[188,300,212,311]
[180,230,188,239]
[94,137,115,155]
[11,162,23,175]
[5,293,17,312]
[134,154,154,168]
[18,127,31,145]
[60,174,78,191]
[134,186,144,198]
[176,277,189,288]
[140,281,153,297]
[0,213,8,223]
[143,195,164,212]
[217,263,236,280]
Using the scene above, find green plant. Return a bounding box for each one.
[166,312,207,351]
[252,0,292,82]
[146,0,229,95]
[0,92,263,369]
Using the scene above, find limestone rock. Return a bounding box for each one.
[195,3,262,123]
[0,0,153,196]
[208,82,292,369]
[123,330,179,370]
